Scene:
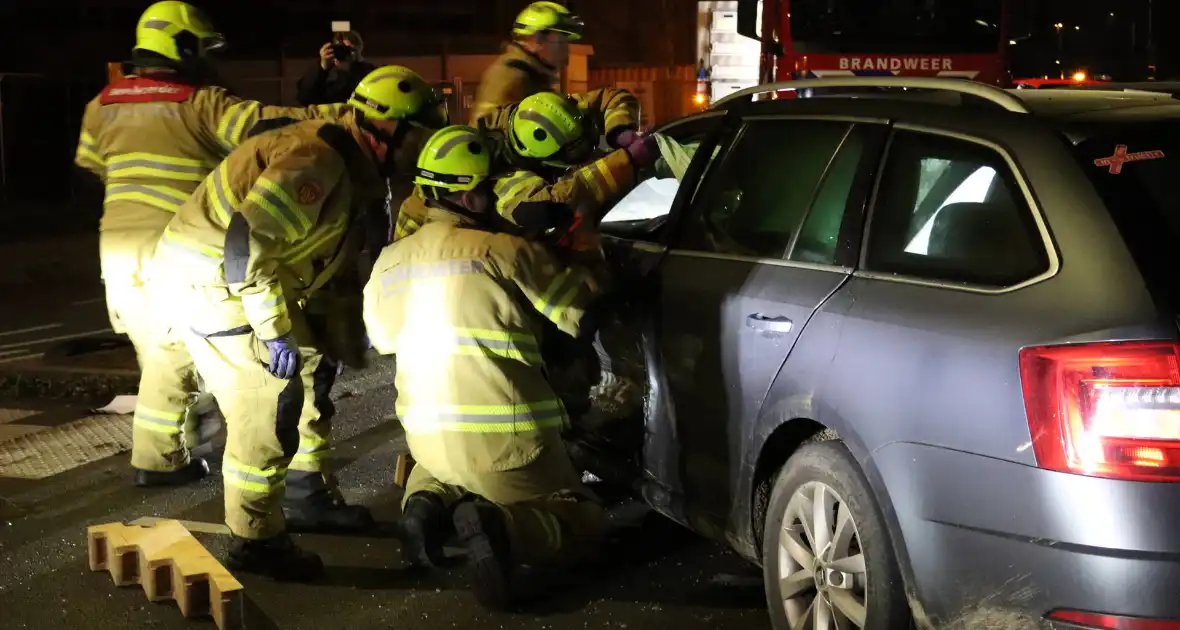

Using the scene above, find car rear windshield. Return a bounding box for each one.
[1075,124,1180,308]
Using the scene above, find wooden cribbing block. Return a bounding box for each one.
[394,452,416,488]
[87,520,244,630]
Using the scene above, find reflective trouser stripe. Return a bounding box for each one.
[530,508,564,550]
[223,455,287,494]
[133,405,185,435]
[291,433,330,467]
[398,399,567,434]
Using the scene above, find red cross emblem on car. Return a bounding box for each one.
[1094,144,1167,174]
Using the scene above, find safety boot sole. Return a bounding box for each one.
[133,458,210,488]
[452,502,513,611]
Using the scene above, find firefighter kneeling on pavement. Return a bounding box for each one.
[149,65,445,580]
[364,125,618,609]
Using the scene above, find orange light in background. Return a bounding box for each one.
[1072,70,1088,82]
[693,92,707,106]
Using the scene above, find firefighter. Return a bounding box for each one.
[73,0,344,489]
[149,65,445,579]
[363,125,609,609]
[469,1,584,125]
[394,90,654,242]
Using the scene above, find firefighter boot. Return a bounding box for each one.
[283,492,375,534]
[226,533,324,582]
[133,457,210,488]
[399,492,448,568]
[453,500,515,611]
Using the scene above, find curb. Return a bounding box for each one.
[0,367,139,404]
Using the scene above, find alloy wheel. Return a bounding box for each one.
[777,481,868,629]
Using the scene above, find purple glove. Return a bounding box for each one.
[608,128,640,150]
[625,134,659,170]
[264,336,301,380]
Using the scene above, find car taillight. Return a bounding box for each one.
[1049,609,1180,629]
[1019,341,1180,482]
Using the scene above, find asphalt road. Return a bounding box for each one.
[0,360,772,630]
[0,234,111,367]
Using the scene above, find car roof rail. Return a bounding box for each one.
[712,77,1030,114]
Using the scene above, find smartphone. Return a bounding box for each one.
[330,20,354,62]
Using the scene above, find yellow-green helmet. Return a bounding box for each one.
[134,1,226,62]
[348,66,448,127]
[508,92,589,163]
[513,1,584,41]
[414,126,491,192]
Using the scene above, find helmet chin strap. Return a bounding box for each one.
[361,118,411,176]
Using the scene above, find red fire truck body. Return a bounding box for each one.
[736,0,1011,88]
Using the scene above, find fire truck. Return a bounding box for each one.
[698,0,1011,103]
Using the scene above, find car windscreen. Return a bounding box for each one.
[789,0,1002,55]
[1075,124,1180,309]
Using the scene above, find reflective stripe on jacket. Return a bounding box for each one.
[363,207,603,473]
[153,112,395,340]
[76,74,343,238]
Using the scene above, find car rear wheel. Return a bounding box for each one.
[762,441,909,630]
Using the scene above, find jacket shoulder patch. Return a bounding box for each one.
[297,181,324,205]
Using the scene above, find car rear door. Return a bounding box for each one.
[655,113,890,521]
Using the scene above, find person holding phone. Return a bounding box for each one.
[296,26,376,105]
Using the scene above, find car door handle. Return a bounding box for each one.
[746,314,794,334]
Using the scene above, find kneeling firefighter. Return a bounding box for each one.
[74,0,345,488]
[150,65,445,580]
[363,125,609,609]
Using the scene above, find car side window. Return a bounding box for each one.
[865,130,1049,286]
[680,119,856,260]
[789,127,867,264]
[598,114,723,226]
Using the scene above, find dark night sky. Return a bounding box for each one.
[0,0,699,76]
[0,0,1174,80]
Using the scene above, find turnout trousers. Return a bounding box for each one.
[180,287,341,539]
[103,225,203,472]
[403,439,605,567]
